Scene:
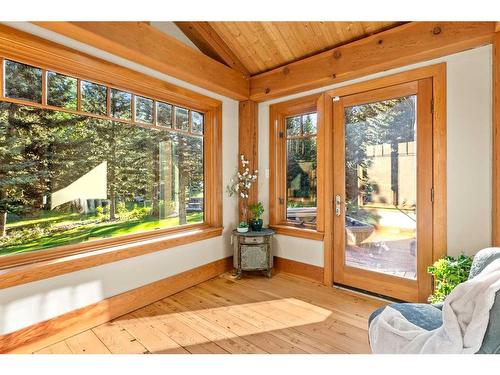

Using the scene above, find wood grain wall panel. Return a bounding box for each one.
[238,100,259,220]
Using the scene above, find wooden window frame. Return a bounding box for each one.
[0,27,223,288]
[269,94,324,241]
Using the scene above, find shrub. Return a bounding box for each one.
[128,206,150,220]
[116,202,128,218]
[427,254,473,303]
[95,206,105,219]
[0,225,47,247]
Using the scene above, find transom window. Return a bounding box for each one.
[0,59,208,258]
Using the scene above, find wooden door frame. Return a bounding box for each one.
[321,64,447,301]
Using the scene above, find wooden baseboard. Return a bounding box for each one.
[273,256,324,283]
[0,257,233,354]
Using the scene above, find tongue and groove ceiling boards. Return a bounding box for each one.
[177,22,402,75]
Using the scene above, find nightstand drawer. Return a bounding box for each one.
[241,236,265,244]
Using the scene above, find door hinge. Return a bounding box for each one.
[431,187,435,203]
[431,98,434,114]
[278,197,284,204]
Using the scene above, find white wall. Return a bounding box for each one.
[0,22,239,335]
[259,45,493,264]
[150,22,200,52]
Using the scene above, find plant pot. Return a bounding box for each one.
[250,219,263,231]
[237,227,249,233]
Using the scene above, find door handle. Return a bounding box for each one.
[335,194,343,217]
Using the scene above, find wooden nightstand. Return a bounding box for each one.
[232,229,275,279]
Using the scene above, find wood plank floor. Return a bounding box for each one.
[35,272,386,354]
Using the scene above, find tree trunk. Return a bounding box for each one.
[178,172,187,225]
[151,146,160,218]
[390,141,399,206]
[109,130,117,221]
[0,211,7,238]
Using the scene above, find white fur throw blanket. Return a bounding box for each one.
[369,259,500,353]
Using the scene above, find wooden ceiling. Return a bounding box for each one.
[176,22,403,75]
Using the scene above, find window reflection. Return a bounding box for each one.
[81,81,107,115]
[344,96,417,279]
[0,103,204,257]
[285,112,317,227]
[4,60,42,103]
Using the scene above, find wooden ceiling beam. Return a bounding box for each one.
[33,22,249,100]
[175,22,250,77]
[249,22,496,102]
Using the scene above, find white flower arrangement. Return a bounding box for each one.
[226,155,258,200]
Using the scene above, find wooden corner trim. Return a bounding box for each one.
[270,225,324,241]
[273,256,324,283]
[0,227,223,291]
[0,256,233,354]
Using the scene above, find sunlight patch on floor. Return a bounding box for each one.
[114,297,332,344]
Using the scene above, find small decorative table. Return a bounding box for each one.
[232,228,275,279]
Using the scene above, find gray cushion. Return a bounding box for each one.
[470,248,500,353]
[369,303,443,331]
[469,247,500,279]
[477,292,500,354]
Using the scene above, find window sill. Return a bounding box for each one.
[270,224,324,241]
[0,226,223,290]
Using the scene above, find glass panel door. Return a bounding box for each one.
[332,80,433,302]
[344,95,417,279]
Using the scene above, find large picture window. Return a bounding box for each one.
[0,58,215,261]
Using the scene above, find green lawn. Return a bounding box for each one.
[7,211,98,229]
[1,212,203,256]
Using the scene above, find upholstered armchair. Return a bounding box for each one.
[368,247,500,354]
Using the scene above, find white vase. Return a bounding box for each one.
[237,227,249,233]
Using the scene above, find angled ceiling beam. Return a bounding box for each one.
[175,22,250,77]
[249,22,496,102]
[33,22,249,100]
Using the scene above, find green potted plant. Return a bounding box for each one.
[427,254,473,303]
[237,221,249,233]
[248,202,264,231]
